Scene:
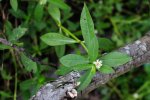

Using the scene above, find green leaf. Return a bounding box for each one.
[34,4,44,21]
[80,4,94,43]
[1,69,12,80]
[0,91,12,98]
[21,53,37,73]
[10,0,18,11]
[55,45,65,58]
[48,0,70,10]
[98,65,114,74]
[80,4,99,62]
[4,20,13,36]
[48,3,61,23]
[78,66,96,91]
[9,9,27,19]
[98,38,114,51]
[40,33,77,46]
[88,37,99,62]
[34,21,46,31]
[60,54,89,67]
[20,79,35,91]
[73,64,93,71]
[0,44,11,50]
[55,66,72,75]
[101,52,132,67]
[8,26,27,42]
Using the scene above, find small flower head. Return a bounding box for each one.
[93,59,103,69]
[133,93,139,99]
[94,29,98,34]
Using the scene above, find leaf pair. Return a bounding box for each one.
[58,51,132,74]
[77,51,132,91]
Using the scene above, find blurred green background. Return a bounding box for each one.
[0,0,150,100]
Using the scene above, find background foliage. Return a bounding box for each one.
[0,0,150,100]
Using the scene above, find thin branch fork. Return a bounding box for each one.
[0,38,57,67]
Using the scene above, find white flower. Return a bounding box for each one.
[98,0,103,4]
[133,93,139,99]
[39,0,47,5]
[93,59,103,69]
[94,30,98,34]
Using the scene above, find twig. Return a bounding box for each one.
[0,38,12,46]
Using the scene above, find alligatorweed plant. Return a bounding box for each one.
[41,4,132,91]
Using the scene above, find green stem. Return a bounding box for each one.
[140,89,150,98]
[10,49,18,100]
[110,18,121,36]
[120,16,141,24]
[108,82,123,99]
[136,81,150,93]
[59,25,88,53]
[60,26,80,41]
[14,72,17,100]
